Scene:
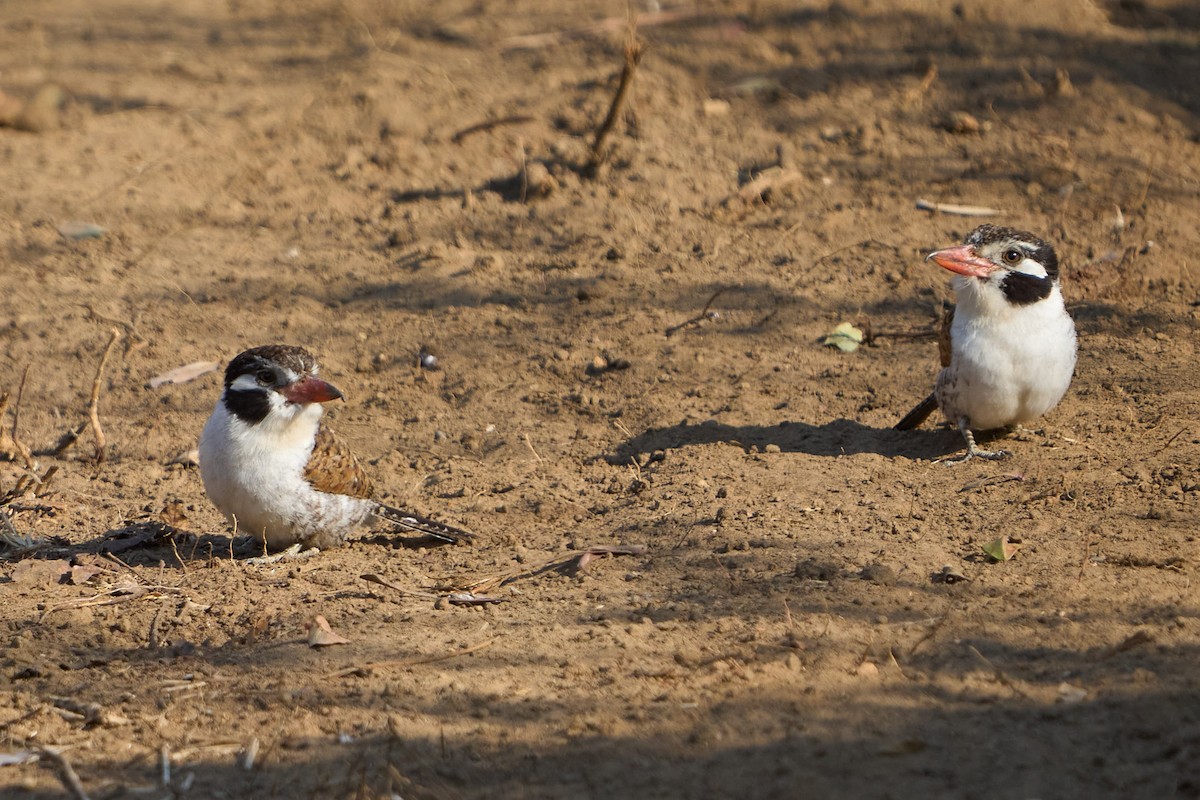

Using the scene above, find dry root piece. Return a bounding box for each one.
[583,37,644,178]
[0,394,33,468]
[577,544,646,572]
[728,167,805,206]
[45,328,121,462]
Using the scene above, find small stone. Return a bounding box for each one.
[860,562,898,586]
[763,443,782,454]
[853,661,879,677]
[472,253,503,274]
[674,647,702,668]
[943,110,982,134]
[14,84,66,132]
[524,162,557,198]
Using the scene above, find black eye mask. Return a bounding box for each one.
[999,270,1053,305]
[224,383,272,424]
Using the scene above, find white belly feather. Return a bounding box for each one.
[936,281,1076,431]
[198,399,372,550]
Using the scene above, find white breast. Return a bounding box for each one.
[198,397,373,550]
[937,279,1077,431]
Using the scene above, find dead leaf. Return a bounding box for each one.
[149,360,219,389]
[308,615,350,647]
[1103,629,1154,658]
[823,322,864,352]
[0,750,38,767]
[159,498,188,527]
[1056,682,1088,704]
[101,525,168,553]
[69,564,104,585]
[57,221,105,240]
[167,448,200,467]
[447,592,503,606]
[982,536,1020,562]
[933,564,969,584]
[10,559,71,585]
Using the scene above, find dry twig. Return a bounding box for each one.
[459,544,647,595]
[665,287,732,337]
[450,115,534,144]
[87,328,121,460]
[0,366,34,467]
[503,8,699,50]
[968,644,1030,698]
[38,747,91,800]
[915,198,1002,216]
[329,637,496,678]
[45,328,122,461]
[360,573,439,600]
[39,582,185,620]
[584,37,643,178]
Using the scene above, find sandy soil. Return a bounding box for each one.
[2,1,1200,797]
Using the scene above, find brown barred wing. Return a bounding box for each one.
[303,425,375,499]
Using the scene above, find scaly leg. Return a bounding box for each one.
[942,417,1010,464]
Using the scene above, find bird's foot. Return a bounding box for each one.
[246,542,320,565]
[940,418,1011,464]
[969,445,1011,461]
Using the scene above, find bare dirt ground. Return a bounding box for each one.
[2,1,1200,797]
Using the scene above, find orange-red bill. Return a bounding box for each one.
[282,376,344,404]
[926,244,996,278]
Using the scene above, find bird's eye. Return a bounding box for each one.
[1002,248,1023,265]
[255,369,274,386]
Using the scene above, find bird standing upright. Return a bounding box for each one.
[895,225,1077,462]
[198,345,474,553]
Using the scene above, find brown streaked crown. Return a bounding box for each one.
[224,345,319,389]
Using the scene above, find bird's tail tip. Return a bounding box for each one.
[894,392,938,431]
[373,504,476,544]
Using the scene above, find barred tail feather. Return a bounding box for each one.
[372,504,475,543]
[894,392,938,431]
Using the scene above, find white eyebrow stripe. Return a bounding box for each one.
[230,373,265,392]
[1014,258,1048,278]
